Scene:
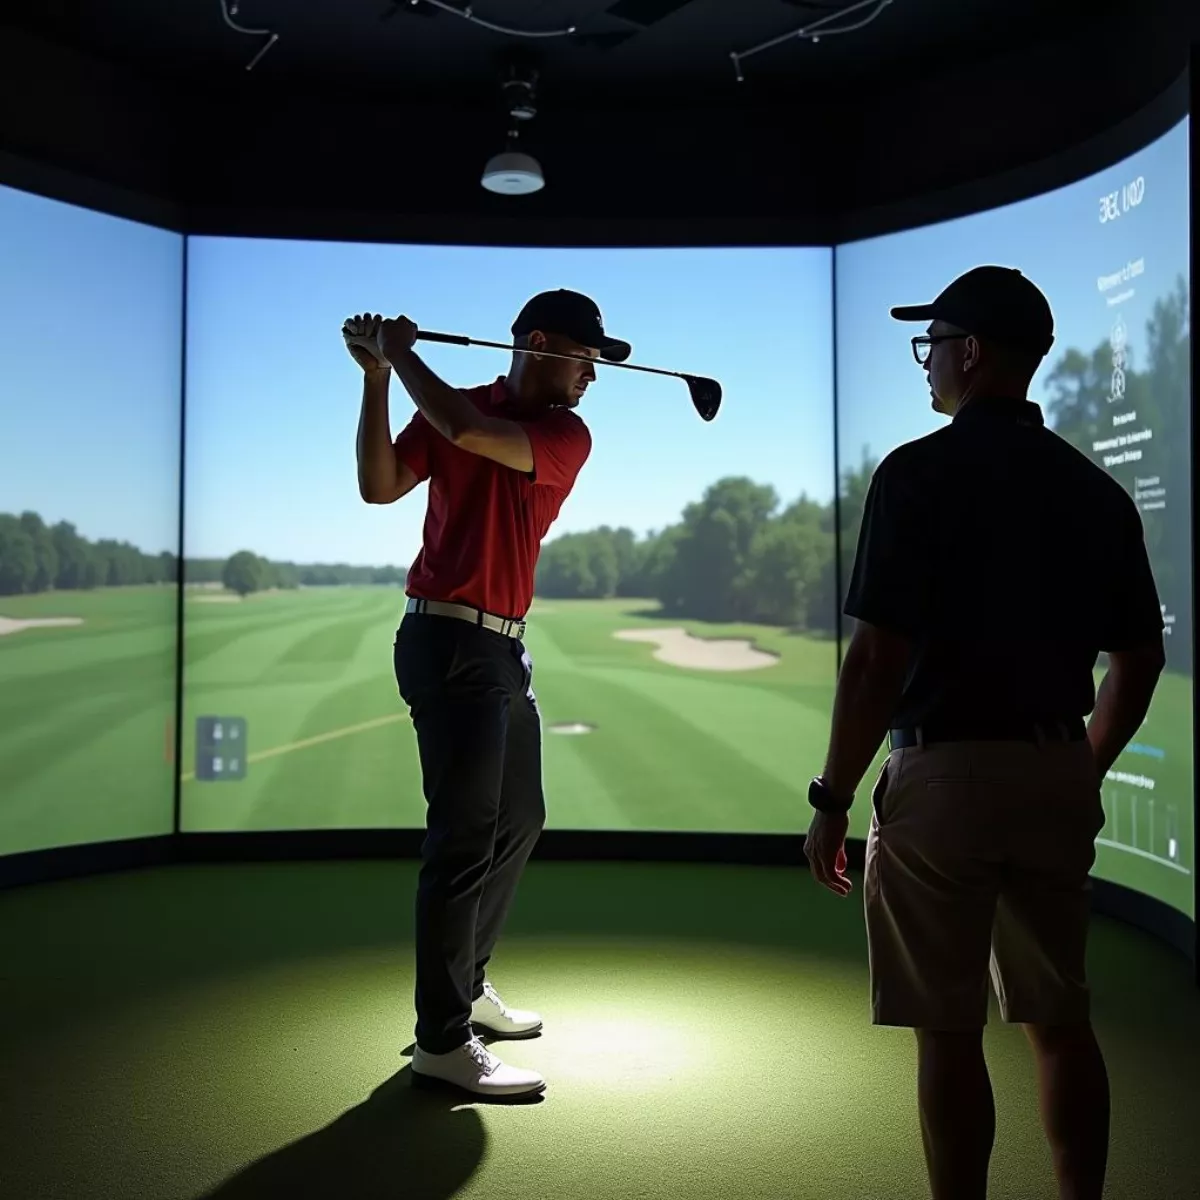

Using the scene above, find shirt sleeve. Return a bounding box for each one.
[524,410,592,490]
[843,450,933,637]
[393,411,433,482]
[1099,496,1164,650]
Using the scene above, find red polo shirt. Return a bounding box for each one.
[393,377,592,620]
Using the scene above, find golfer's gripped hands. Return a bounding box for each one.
[378,314,418,363]
[342,312,390,373]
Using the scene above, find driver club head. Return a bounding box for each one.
[685,375,722,421]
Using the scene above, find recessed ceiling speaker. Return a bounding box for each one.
[481,149,545,194]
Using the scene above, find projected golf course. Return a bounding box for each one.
[0,573,1191,914]
[0,584,176,856]
[179,585,838,836]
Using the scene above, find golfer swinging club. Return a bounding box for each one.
[344,290,631,1099]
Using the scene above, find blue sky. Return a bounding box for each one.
[0,115,1188,569]
[183,243,834,565]
[0,185,182,554]
[836,117,1191,470]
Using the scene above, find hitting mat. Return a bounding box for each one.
[0,859,1197,1199]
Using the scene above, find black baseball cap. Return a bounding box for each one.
[512,289,632,363]
[891,265,1055,356]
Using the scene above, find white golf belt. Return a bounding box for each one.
[405,597,526,639]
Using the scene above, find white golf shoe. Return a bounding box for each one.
[411,1036,546,1099]
[470,981,544,1038]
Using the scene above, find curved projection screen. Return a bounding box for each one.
[0,184,182,856]
[836,116,1193,920]
[180,244,836,834]
[0,102,1192,935]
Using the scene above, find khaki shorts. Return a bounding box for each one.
[863,736,1106,1030]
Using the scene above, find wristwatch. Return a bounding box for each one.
[808,776,853,814]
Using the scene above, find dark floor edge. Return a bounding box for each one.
[2,830,1194,972]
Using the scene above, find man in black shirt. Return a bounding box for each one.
[803,266,1166,1200]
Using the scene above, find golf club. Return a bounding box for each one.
[414,329,722,422]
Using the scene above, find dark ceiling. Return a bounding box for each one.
[1,0,1126,104]
[0,0,1195,238]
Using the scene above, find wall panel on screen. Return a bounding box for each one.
[834,117,1193,920]
[181,242,835,834]
[0,184,182,855]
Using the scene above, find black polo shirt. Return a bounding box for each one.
[843,395,1164,729]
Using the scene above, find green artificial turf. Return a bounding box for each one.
[0,859,1196,1200]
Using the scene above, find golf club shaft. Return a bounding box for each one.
[416,329,686,384]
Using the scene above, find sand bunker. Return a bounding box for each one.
[614,627,779,671]
[0,615,85,637]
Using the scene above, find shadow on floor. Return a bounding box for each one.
[195,1064,497,1200]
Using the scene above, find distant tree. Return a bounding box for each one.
[536,530,621,599]
[18,512,58,592]
[272,561,302,589]
[638,526,684,610]
[659,477,778,622]
[737,496,833,629]
[835,447,878,610]
[0,515,36,595]
[222,550,268,597]
[370,565,404,586]
[49,521,93,589]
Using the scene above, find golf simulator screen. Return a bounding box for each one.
[837,115,1193,920]
[0,109,1193,931]
[179,244,838,836]
[0,184,183,857]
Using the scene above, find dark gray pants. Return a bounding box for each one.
[393,612,544,1054]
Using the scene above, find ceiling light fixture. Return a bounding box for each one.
[481,147,545,195]
[481,56,545,195]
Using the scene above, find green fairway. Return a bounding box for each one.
[0,584,1189,921]
[0,586,176,855]
[178,587,1195,915]
[180,590,838,836]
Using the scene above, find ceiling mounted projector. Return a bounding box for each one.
[481,149,544,195]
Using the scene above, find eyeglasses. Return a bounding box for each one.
[911,333,969,364]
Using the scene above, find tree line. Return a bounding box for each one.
[534,460,872,637]
[187,553,404,596]
[0,514,404,598]
[0,512,177,596]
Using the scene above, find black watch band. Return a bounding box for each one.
[808,776,853,814]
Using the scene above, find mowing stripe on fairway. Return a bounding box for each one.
[180,713,405,783]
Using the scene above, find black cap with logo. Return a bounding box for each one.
[890,265,1055,357]
[511,289,632,363]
